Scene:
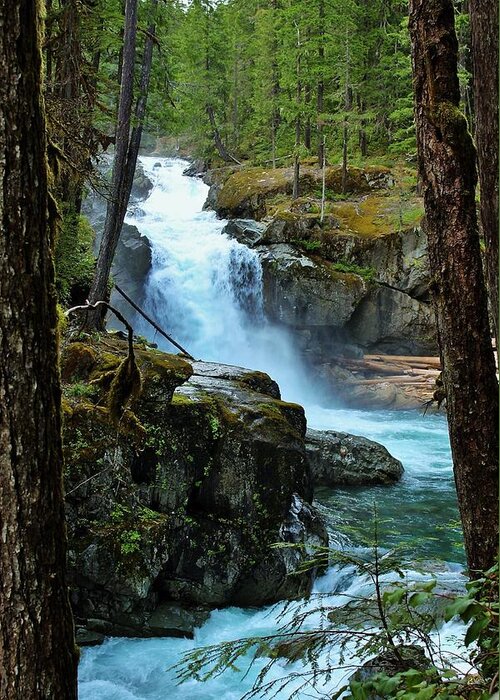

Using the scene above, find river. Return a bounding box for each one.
[79,157,465,699]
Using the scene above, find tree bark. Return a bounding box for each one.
[469,0,499,345]
[0,1,78,697]
[121,1,159,216]
[86,0,139,329]
[409,0,499,575]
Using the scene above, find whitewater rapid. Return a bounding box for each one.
[79,157,464,699]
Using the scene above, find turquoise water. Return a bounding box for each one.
[307,406,462,564]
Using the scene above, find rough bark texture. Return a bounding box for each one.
[409,0,499,575]
[469,0,499,343]
[0,1,78,697]
[86,0,138,329]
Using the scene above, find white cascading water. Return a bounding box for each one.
[130,157,315,404]
[79,157,467,700]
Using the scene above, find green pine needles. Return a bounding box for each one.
[171,515,498,700]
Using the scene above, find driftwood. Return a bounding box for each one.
[350,376,435,386]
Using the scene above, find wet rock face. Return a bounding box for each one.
[257,244,368,328]
[82,163,154,315]
[345,285,435,356]
[62,337,327,638]
[320,226,430,300]
[305,429,404,487]
[109,223,152,309]
[254,243,435,358]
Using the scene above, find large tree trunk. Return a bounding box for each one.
[469,0,499,345]
[0,1,78,697]
[409,0,499,575]
[121,1,158,215]
[86,0,138,329]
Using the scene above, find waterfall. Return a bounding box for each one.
[126,156,313,404]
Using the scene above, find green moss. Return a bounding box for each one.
[330,261,376,282]
[55,207,96,306]
[292,238,322,252]
[64,381,98,399]
[217,167,291,213]
[107,355,142,424]
[61,342,98,382]
[171,393,195,406]
[256,402,284,420]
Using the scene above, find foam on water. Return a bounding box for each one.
[80,158,464,698]
[79,566,469,700]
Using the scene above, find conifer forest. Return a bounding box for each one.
[0,1,498,699]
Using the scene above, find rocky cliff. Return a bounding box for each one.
[195,163,437,408]
[61,334,405,642]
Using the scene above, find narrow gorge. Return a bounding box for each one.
[71,158,466,700]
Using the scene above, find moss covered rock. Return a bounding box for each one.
[208,165,394,221]
[62,335,326,637]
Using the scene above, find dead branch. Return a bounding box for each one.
[114,284,195,360]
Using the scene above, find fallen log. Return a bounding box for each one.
[350,376,435,386]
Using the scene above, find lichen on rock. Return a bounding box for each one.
[61,334,327,639]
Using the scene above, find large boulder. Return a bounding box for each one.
[62,336,327,638]
[305,429,403,487]
[222,218,267,247]
[130,162,154,202]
